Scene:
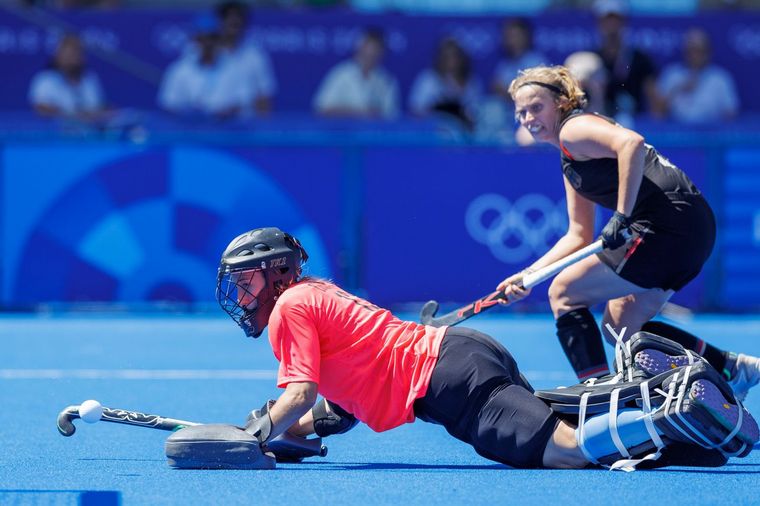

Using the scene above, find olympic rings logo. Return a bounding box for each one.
[465,193,568,264]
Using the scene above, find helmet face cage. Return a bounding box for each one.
[215,227,310,338]
[216,267,265,337]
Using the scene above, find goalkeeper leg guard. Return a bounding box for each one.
[571,362,759,471]
[613,330,709,382]
[641,320,731,377]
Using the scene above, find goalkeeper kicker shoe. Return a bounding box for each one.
[652,362,759,458]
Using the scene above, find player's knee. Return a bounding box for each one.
[548,278,572,317]
[602,295,661,345]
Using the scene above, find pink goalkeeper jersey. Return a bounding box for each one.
[267,280,447,432]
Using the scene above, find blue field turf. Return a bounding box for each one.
[2,313,760,505]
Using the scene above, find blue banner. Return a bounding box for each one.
[0,139,733,309]
[362,145,709,308]
[720,148,760,309]
[1,143,341,305]
[363,146,566,306]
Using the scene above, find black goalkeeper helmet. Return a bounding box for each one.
[216,227,309,338]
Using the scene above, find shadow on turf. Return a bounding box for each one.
[644,467,760,475]
[79,458,163,462]
[285,461,760,473]
[286,462,507,471]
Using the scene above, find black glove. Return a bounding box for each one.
[244,399,274,443]
[265,431,327,463]
[244,400,327,463]
[601,211,631,249]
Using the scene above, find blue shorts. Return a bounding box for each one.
[413,327,558,468]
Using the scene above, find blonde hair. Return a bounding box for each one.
[508,65,588,116]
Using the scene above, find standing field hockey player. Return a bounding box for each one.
[496,65,760,399]
[167,227,759,470]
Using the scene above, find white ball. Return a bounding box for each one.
[79,399,103,424]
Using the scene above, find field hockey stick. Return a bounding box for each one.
[57,404,200,437]
[659,301,694,323]
[420,239,605,327]
[57,403,329,458]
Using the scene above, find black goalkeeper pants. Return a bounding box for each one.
[413,327,558,468]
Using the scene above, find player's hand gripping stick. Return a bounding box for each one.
[420,239,605,327]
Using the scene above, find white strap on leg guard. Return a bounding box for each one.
[582,325,629,388]
[665,365,748,457]
[608,388,630,459]
[607,324,634,383]
[576,392,599,465]
[608,380,666,472]
[640,380,666,453]
[664,366,713,447]
[576,383,666,472]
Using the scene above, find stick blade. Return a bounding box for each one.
[420,300,440,325]
[57,406,79,436]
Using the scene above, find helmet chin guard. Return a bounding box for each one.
[216,227,309,338]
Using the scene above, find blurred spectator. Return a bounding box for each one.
[22,0,121,7]
[157,14,248,119]
[654,28,739,124]
[491,18,546,100]
[593,0,658,124]
[28,33,109,120]
[409,37,483,129]
[564,51,608,114]
[313,28,399,119]
[489,18,547,145]
[215,1,277,115]
[700,0,759,8]
[57,0,120,7]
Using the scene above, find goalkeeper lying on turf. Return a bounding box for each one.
[167,227,758,470]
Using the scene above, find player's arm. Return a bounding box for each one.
[560,115,645,218]
[497,177,595,298]
[287,407,317,437]
[267,381,318,440]
[287,398,360,438]
[248,391,359,441]
[562,116,644,248]
[244,381,317,444]
[500,178,595,279]
[532,178,596,270]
